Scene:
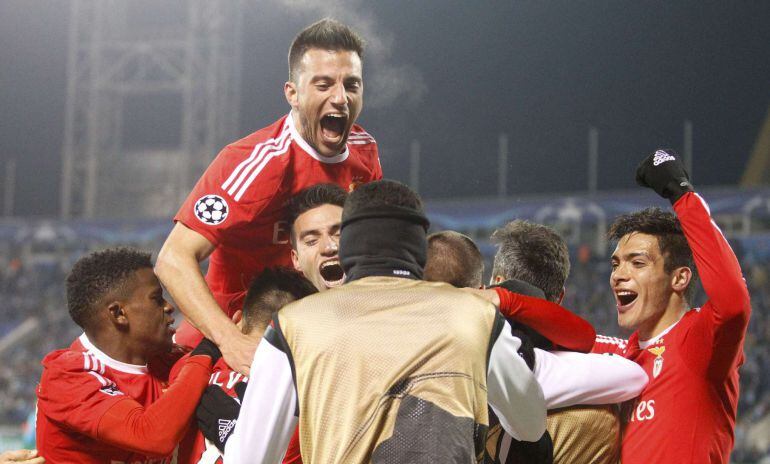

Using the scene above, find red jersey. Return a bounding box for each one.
[176,358,302,464]
[36,334,174,464]
[593,192,751,464]
[174,113,381,346]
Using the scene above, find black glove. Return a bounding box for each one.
[196,383,246,452]
[635,149,694,204]
[190,338,222,363]
[491,278,546,300]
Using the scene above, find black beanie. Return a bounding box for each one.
[340,203,430,282]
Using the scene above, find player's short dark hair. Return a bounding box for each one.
[286,183,347,248]
[288,18,364,82]
[424,231,484,288]
[66,248,153,329]
[343,180,424,218]
[241,268,318,334]
[491,220,570,302]
[609,207,698,301]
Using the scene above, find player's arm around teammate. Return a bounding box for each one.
[156,224,256,375]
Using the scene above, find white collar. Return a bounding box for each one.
[638,316,682,349]
[287,112,349,164]
[79,333,148,374]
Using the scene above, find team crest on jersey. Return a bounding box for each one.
[195,195,229,225]
[648,346,666,378]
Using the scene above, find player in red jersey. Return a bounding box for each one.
[592,150,751,463]
[35,248,220,464]
[155,19,381,374]
[178,268,316,464]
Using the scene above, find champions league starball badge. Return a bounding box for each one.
[194,194,229,225]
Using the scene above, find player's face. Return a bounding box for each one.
[285,48,363,158]
[123,268,176,355]
[291,204,344,291]
[610,233,679,338]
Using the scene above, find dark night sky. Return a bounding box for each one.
[1,0,769,217]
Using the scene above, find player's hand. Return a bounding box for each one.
[0,449,45,463]
[196,385,243,452]
[462,288,500,306]
[219,330,257,376]
[635,149,694,204]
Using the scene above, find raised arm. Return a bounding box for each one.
[635,149,751,379]
[674,192,751,377]
[155,223,256,375]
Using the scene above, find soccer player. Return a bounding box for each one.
[486,221,631,464]
[35,248,221,463]
[219,180,546,463]
[180,268,317,464]
[592,150,751,463]
[155,19,382,374]
[286,183,348,291]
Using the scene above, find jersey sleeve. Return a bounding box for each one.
[224,323,297,464]
[494,287,596,352]
[174,142,285,247]
[674,192,751,379]
[486,319,547,443]
[37,350,131,439]
[533,350,648,409]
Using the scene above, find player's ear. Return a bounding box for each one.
[670,266,692,294]
[107,301,129,328]
[491,275,504,285]
[291,248,302,272]
[284,81,299,109]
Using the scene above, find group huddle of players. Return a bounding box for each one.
[18,18,750,464]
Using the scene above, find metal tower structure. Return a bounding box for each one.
[60,0,242,219]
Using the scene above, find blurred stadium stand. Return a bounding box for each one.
[1,186,769,461]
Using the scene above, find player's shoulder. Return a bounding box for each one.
[592,334,629,354]
[218,116,292,164]
[348,124,377,146]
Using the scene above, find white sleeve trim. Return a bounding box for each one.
[223,337,297,464]
[487,320,547,442]
[534,350,648,409]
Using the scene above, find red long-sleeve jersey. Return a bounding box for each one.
[593,192,751,463]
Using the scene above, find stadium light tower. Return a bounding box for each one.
[60,0,242,219]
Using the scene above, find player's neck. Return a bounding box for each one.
[639,298,689,341]
[86,330,149,366]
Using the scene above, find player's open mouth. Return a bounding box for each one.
[166,319,176,334]
[615,290,638,311]
[320,113,347,144]
[319,259,345,287]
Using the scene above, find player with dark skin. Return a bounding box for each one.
[155,21,368,376]
[36,249,220,462]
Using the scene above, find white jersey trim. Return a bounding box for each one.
[78,333,148,375]
[288,112,350,164]
[222,123,292,200]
